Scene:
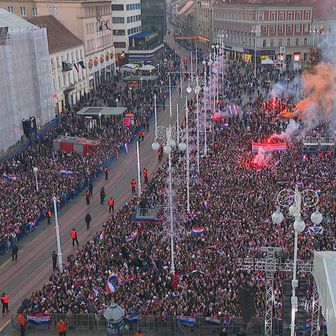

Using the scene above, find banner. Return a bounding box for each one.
[27,313,51,326]
[179,316,196,326]
[205,317,220,326]
[60,169,73,176]
[252,142,288,154]
[192,227,205,235]
[106,273,119,293]
[308,226,324,235]
[3,173,17,181]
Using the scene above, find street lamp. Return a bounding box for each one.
[33,166,39,192]
[251,27,258,76]
[98,112,102,128]
[272,186,322,336]
[115,98,119,107]
[152,124,186,274]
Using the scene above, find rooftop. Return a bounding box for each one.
[312,0,336,20]
[0,9,35,29]
[77,107,127,117]
[213,0,312,6]
[26,15,82,54]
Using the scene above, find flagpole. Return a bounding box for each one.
[186,96,190,213]
[136,141,142,197]
[168,151,175,274]
[154,94,157,136]
[52,196,63,272]
[176,103,179,144]
[169,74,172,118]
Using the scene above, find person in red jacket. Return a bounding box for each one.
[47,209,52,224]
[143,168,149,184]
[108,197,115,213]
[71,228,79,247]
[1,293,9,316]
[131,179,136,193]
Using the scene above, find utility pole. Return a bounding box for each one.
[52,196,63,272]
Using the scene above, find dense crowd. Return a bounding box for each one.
[20,58,335,323]
[0,45,182,252]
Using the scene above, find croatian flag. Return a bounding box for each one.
[27,219,37,232]
[106,273,119,293]
[3,173,17,181]
[179,316,196,326]
[125,312,139,323]
[125,230,138,242]
[192,227,205,235]
[99,230,105,241]
[223,121,229,128]
[205,317,221,326]
[60,169,73,176]
[308,226,324,235]
[124,143,129,154]
[27,313,51,326]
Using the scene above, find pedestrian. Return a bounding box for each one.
[85,213,92,230]
[57,319,67,336]
[1,292,9,316]
[100,187,105,205]
[108,197,115,213]
[71,228,79,247]
[47,209,52,225]
[85,190,90,206]
[88,181,93,197]
[146,121,149,132]
[18,312,27,336]
[12,245,18,261]
[52,251,57,271]
[104,167,109,180]
[135,329,144,336]
[131,179,136,194]
[143,168,149,184]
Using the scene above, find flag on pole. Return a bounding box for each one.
[3,173,17,181]
[223,315,233,326]
[125,230,138,242]
[192,227,205,235]
[99,230,105,241]
[106,273,119,293]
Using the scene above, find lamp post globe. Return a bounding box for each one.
[33,167,38,173]
[178,142,187,152]
[272,208,284,225]
[294,218,305,233]
[311,209,323,226]
[202,60,206,65]
[164,145,172,155]
[288,204,297,217]
[186,86,192,94]
[152,142,160,151]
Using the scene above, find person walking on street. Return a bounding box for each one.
[85,190,90,206]
[18,312,27,336]
[85,213,92,230]
[47,209,52,225]
[131,179,136,194]
[143,168,149,184]
[71,228,79,247]
[12,245,18,261]
[57,319,67,336]
[1,292,9,316]
[108,197,115,213]
[52,251,57,271]
[104,167,109,180]
[88,180,93,197]
[100,187,105,205]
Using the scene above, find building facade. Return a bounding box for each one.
[111,0,142,64]
[195,0,212,39]
[141,0,166,40]
[212,0,313,68]
[27,15,89,114]
[0,0,37,17]
[34,0,115,88]
[0,9,53,151]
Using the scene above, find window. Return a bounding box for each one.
[270,39,274,47]
[114,42,126,48]
[113,29,125,36]
[304,11,310,21]
[304,24,309,33]
[287,25,292,34]
[263,26,267,34]
[296,38,299,46]
[20,6,26,16]
[32,7,37,15]
[288,12,292,20]
[271,12,276,21]
[7,6,13,13]
[112,17,124,24]
[263,39,266,47]
[279,25,284,34]
[279,11,284,21]
[111,4,123,11]
[304,38,307,46]
[287,38,290,46]
[296,11,302,21]
[279,38,283,46]
[270,26,275,34]
[257,11,264,21]
[296,24,300,33]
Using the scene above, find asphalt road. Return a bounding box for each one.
[0,33,191,332]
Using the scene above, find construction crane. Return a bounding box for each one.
[237,247,313,336]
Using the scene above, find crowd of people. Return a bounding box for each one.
[0,45,182,253]
[17,55,335,327]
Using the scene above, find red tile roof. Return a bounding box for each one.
[27,15,82,54]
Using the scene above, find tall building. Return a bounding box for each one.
[141,0,166,40]
[33,0,115,88]
[27,15,89,113]
[111,0,142,63]
[212,0,313,68]
[195,0,212,39]
[0,9,53,151]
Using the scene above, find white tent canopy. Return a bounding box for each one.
[140,64,156,72]
[313,251,336,335]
